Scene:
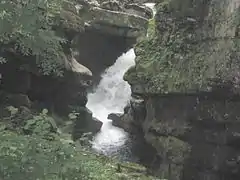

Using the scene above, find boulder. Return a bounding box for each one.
[114,96,146,131]
[89,117,103,134]
[108,96,145,133]
[72,107,102,140]
[108,113,123,127]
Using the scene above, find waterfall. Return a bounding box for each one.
[86,49,135,156]
[144,3,157,16]
[86,3,156,158]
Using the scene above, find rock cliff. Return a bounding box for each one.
[123,0,240,179]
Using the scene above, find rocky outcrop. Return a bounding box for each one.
[123,0,240,179]
[109,96,146,133]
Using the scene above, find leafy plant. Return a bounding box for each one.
[0,0,66,76]
[23,109,58,139]
[0,130,157,180]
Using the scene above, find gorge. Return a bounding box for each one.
[0,0,240,180]
[86,2,156,161]
[87,49,135,158]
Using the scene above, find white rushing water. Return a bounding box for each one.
[144,3,157,16]
[86,49,136,155]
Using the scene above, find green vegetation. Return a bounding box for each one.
[0,106,157,180]
[0,0,66,76]
[0,131,156,180]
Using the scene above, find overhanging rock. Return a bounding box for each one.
[87,7,149,38]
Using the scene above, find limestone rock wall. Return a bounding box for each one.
[122,0,240,179]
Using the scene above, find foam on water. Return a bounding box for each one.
[86,49,135,155]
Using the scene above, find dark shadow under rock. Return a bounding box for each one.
[72,107,102,141]
[73,29,136,84]
[0,91,31,108]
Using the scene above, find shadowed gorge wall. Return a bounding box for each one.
[121,0,240,179]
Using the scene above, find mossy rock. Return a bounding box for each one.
[125,0,240,94]
[58,1,85,33]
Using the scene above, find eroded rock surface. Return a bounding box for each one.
[123,0,240,179]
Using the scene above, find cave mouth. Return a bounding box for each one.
[74,29,136,86]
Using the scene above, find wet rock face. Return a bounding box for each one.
[109,96,146,133]
[108,113,123,126]
[72,107,103,140]
[121,93,240,179]
[140,94,240,179]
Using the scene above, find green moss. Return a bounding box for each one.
[59,10,84,33]
[146,18,156,38]
[125,0,240,94]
